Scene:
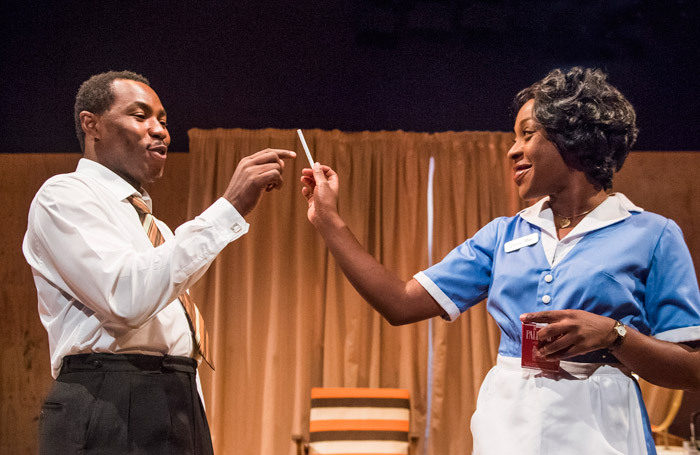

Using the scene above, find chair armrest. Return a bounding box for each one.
[408,432,421,455]
[291,434,308,455]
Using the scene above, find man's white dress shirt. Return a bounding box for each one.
[23,158,248,378]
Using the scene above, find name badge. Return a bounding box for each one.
[504,233,539,253]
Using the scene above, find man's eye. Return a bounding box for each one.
[133,113,146,120]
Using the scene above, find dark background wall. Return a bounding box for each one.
[1,0,698,154]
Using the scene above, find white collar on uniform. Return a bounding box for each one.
[518,192,644,240]
[76,158,153,210]
[516,193,644,267]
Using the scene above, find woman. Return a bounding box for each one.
[300,67,700,454]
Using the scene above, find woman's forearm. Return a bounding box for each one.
[613,328,700,390]
[316,213,443,325]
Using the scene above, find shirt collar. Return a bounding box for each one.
[76,158,153,209]
[518,193,644,240]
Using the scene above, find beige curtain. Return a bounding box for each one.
[427,133,526,453]
[186,128,519,454]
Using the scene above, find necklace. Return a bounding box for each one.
[552,207,594,229]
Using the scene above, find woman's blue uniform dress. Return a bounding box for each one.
[415,193,700,454]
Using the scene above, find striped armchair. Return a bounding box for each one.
[293,387,418,455]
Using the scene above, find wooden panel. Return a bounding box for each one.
[614,152,700,282]
[1,153,79,454]
[614,151,700,440]
[1,151,698,452]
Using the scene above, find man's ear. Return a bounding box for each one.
[80,111,100,141]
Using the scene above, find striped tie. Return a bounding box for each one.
[127,195,214,370]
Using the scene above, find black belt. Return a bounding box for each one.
[568,349,621,364]
[60,353,197,375]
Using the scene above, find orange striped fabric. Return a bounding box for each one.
[312,388,410,399]
[310,419,409,433]
[308,387,411,455]
[127,195,214,370]
[310,453,406,455]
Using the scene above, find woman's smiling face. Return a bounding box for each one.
[507,99,573,201]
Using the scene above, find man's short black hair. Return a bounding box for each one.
[74,70,150,151]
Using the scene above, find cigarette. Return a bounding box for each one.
[296,129,315,168]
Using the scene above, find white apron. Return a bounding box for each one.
[470,355,651,455]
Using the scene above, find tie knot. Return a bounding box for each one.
[127,195,151,215]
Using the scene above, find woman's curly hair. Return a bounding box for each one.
[514,67,638,190]
[74,70,150,152]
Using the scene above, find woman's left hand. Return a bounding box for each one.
[520,310,618,360]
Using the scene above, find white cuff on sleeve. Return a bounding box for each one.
[200,198,250,240]
[654,325,700,344]
[413,271,461,322]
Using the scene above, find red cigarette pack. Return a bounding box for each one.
[521,322,560,372]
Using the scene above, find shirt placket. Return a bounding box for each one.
[537,269,555,309]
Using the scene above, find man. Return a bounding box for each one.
[22,70,296,454]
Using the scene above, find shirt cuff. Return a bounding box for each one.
[200,197,250,240]
[654,325,700,343]
[413,271,461,322]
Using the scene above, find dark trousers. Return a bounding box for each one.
[38,353,214,455]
